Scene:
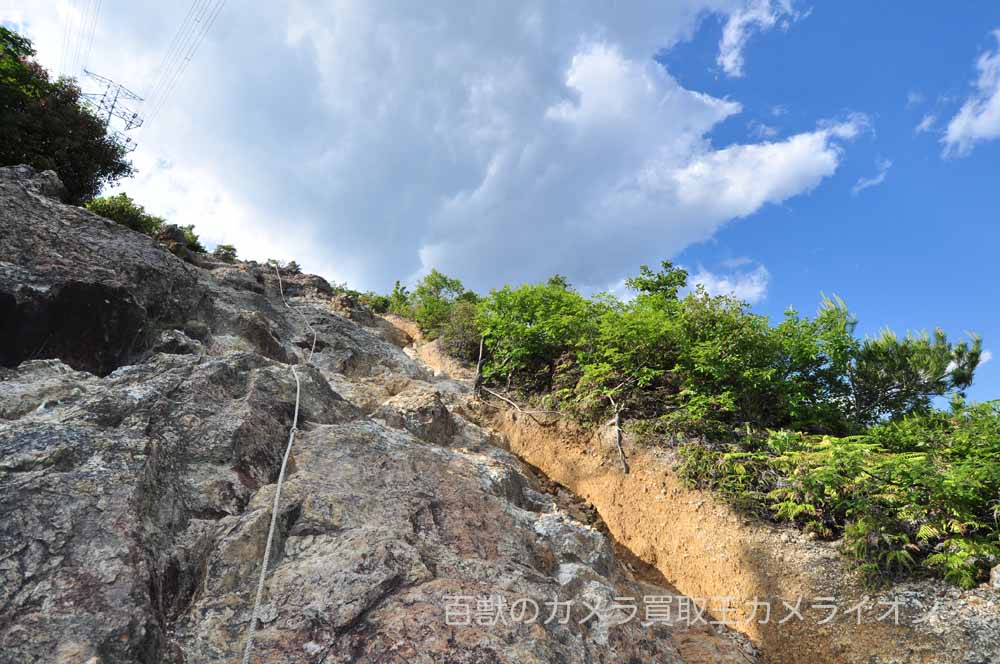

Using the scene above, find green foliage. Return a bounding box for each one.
[85,193,165,236]
[382,257,990,589]
[625,260,689,301]
[213,243,238,263]
[381,271,479,346]
[388,281,411,316]
[441,300,481,362]
[473,263,980,439]
[476,278,598,390]
[411,269,466,338]
[849,327,981,427]
[678,402,1000,588]
[178,224,206,253]
[359,292,391,313]
[1,27,133,203]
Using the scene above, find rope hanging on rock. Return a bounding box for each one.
[241,265,317,664]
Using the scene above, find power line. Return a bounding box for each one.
[80,0,103,74]
[143,0,212,117]
[148,0,226,123]
[56,0,73,77]
[58,0,100,79]
[70,0,92,76]
[144,0,226,125]
[142,0,208,108]
[59,0,82,77]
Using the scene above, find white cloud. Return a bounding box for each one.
[717,0,799,78]
[11,1,853,293]
[851,157,892,195]
[748,119,779,139]
[771,104,788,116]
[690,264,770,303]
[721,256,754,268]
[915,114,937,134]
[673,117,867,217]
[943,30,1000,157]
[906,90,924,108]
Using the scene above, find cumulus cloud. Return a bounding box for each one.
[690,264,770,303]
[982,349,994,366]
[717,0,799,78]
[943,30,1000,157]
[10,1,853,293]
[673,117,866,216]
[851,157,892,195]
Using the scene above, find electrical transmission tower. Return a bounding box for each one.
[81,69,144,152]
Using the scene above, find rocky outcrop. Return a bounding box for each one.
[0,166,208,376]
[0,168,752,663]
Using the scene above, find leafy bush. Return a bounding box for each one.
[477,277,598,391]
[441,301,481,362]
[359,292,391,313]
[85,193,165,236]
[213,244,238,262]
[474,262,980,438]
[178,225,206,253]
[386,258,989,588]
[411,269,466,338]
[388,281,411,316]
[678,402,1000,588]
[1,27,133,203]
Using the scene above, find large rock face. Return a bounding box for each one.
[0,168,752,663]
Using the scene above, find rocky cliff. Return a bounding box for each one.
[0,166,754,663]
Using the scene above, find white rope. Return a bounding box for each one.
[241,265,317,663]
[274,263,318,363]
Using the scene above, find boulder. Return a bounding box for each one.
[375,387,456,444]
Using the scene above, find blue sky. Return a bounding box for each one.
[662,3,1000,400]
[3,1,999,398]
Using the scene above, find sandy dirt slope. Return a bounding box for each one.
[390,315,1000,664]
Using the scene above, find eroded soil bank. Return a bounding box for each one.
[470,405,996,664]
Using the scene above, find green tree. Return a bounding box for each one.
[388,281,411,316]
[1,27,133,203]
[213,244,238,262]
[441,301,481,362]
[477,280,598,389]
[849,328,981,427]
[411,269,466,337]
[625,260,689,302]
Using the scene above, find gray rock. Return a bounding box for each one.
[0,164,67,200]
[1,172,754,663]
[152,329,204,355]
[0,170,207,375]
[375,387,456,444]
